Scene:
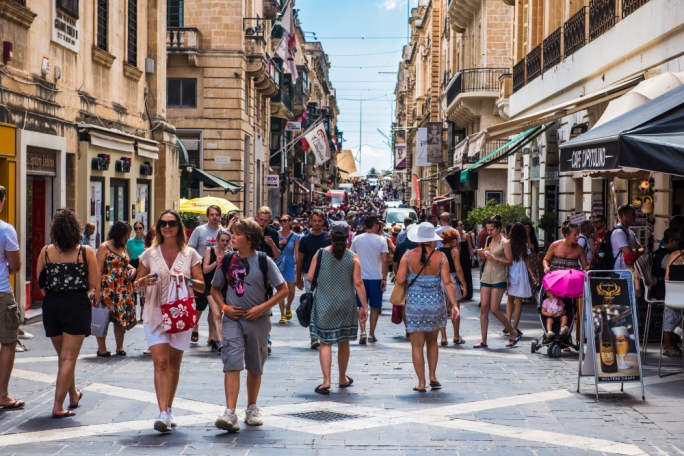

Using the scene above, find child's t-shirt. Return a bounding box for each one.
[542,297,564,314]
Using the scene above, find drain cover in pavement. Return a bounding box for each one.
[287,410,361,422]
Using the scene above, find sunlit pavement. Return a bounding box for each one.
[2,280,684,455]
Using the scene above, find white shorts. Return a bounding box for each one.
[144,324,192,351]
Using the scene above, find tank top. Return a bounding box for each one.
[42,245,89,293]
[439,247,456,274]
[668,250,684,281]
[481,237,509,284]
[203,247,218,289]
[459,239,470,265]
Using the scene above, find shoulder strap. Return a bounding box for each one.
[221,251,235,276]
[45,246,51,263]
[311,249,324,291]
[258,251,270,301]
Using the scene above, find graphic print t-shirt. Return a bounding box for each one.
[188,224,220,258]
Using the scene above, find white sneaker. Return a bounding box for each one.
[560,326,569,335]
[215,408,240,432]
[154,411,172,433]
[15,344,25,352]
[244,404,263,426]
[167,407,177,427]
[17,330,33,340]
[143,349,151,355]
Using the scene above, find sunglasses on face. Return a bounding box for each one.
[134,227,144,231]
[158,220,179,228]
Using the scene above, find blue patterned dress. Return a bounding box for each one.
[405,251,448,333]
[310,249,359,344]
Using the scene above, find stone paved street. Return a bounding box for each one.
[2,283,684,455]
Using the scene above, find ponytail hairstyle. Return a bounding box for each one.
[509,223,529,262]
[330,232,348,260]
[561,220,579,237]
[486,214,503,231]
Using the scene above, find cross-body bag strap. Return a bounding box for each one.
[407,248,436,288]
[310,249,324,292]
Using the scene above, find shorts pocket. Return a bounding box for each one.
[5,302,20,331]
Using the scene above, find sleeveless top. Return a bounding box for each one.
[42,245,89,293]
[460,239,471,265]
[203,247,218,288]
[439,247,456,274]
[668,250,684,281]
[481,238,509,284]
[550,256,582,271]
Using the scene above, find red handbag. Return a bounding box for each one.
[391,304,403,325]
[160,275,197,334]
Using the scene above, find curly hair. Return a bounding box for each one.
[107,220,132,250]
[440,228,460,246]
[509,222,529,262]
[50,208,82,252]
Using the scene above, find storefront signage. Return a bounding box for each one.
[266,174,280,188]
[27,150,56,176]
[285,121,301,132]
[427,122,443,163]
[560,143,619,173]
[52,1,80,53]
[530,148,540,180]
[214,156,231,165]
[545,165,559,183]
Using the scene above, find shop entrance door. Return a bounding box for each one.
[26,176,52,309]
[110,179,129,225]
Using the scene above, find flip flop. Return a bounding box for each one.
[314,385,331,395]
[453,338,466,345]
[68,390,84,409]
[440,340,448,346]
[52,410,76,419]
[191,332,199,343]
[0,400,24,410]
[429,381,442,390]
[413,386,427,393]
[506,333,523,348]
[473,342,488,349]
[339,376,354,388]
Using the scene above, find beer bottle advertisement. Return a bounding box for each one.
[589,278,640,382]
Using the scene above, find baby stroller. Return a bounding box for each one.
[530,285,580,357]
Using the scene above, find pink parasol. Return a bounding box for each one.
[542,269,586,299]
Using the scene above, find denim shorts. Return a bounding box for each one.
[480,281,507,289]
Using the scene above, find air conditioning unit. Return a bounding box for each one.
[91,154,110,171]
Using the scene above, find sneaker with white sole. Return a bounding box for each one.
[14,344,25,353]
[167,407,177,427]
[359,333,368,345]
[17,330,33,340]
[154,411,172,433]
[143,349,151,355]
[560,326,569,335]
[244,404,263,426]
[310,339,320,349]
[215,408,240,432]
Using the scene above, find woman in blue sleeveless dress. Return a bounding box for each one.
[396,223,460,393]
[277,216,300,324]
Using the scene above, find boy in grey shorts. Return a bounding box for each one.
[211,218,288,432]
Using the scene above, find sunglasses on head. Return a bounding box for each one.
[158,220,179,228]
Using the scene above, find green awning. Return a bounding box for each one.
[191,168,243,194]
[177,139,190,168]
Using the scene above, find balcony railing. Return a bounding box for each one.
[167,27,199,51]
[445,68,508,106]
[8,0,26,5]
[463,140,510,164]
[293,88,307,108]
[512,58,526,94]
[622,0,650,18]
[243,17,267,42]
[272,88,293,113]
[564,7,588,57]
[542,28,562,73]
[589,0,617,41]
[526,45,542,83]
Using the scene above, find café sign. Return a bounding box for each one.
[27,150,57,176]
[560,143,619,173]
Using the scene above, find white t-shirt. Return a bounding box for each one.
[351,232,388,280]
[188,224,220,258]
[435,224,458,249]
[578,234,594,265]
[0,220,19,293]
[611,224,638,270]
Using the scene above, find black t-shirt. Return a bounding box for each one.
[393,239,419,266]
[258,225,281,259]
[298,231,331,273]
[651,247,672,300]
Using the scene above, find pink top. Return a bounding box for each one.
[542,297,564,314]
[140,246,202,333]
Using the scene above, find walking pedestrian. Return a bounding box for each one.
[188,205,222,346]
[456,220,474,301]
[210,218,288,432]
[521,221,540,306]
[439,229,467,345]
[296,210,331,349]
[396,222,460,392]
[95,221,137,357]
[128,221,146,323]
[36,208,100,418]
[276,215,300,324]
[0,186,24,411]
[350,215,388,344]
[475,216,521,348]
[506,223,538,335]
[308,221,369,394]
[202,229,231,353]
[135,210,205,432]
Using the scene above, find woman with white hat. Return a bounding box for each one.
[395,222,460,392]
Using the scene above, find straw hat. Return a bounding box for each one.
[407,222,443,243]
[391,225,402,234]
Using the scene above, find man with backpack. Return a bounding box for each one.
[595,205,641,271]
[211,218,288,433]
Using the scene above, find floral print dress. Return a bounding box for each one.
[98,245,136,330]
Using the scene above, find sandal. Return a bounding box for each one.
[429,381,442,390]
[285,309,293,320]
[52,410,76,419]
[440,340,448,346]
[116,350,127,357]
[506,333,523,348]
[279,316,287,324]
[191,332,199,343]
[453,337,466,345]
[68,390,84,409]
[473,342,488,348]
[663,346,683,357]
[413,386,427,393]
[96,351,111,358]
[314,385,331,395]
[0,400,24,410]
[339,376,353,388]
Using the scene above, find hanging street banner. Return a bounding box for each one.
[395,144,406,169]
[303,124,330,166]
[412,173,421,209]
[427,122,443,163]
[415,127,429,167]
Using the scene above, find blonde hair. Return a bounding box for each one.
[257,206,272,217]
[152,210,187,250]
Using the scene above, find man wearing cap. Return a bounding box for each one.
[350,215,388,344]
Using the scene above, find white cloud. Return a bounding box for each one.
[378,0,406,10]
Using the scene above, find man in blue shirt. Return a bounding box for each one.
[396,218,415,244]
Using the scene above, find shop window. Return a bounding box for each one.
[110,179,129,224]
[89,178,105,249]
[485,191,503,205]
[167,78,197,108]
[127,0,138,66]
[167,0,183,27]
[97,0,108,51]
[135,181,150,230]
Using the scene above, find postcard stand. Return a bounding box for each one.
[577,270,645,401]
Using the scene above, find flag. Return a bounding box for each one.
[331,137,338,153]
[274,1,298,81]
[304,124,330,166]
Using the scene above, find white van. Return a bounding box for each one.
[383,208,418,231]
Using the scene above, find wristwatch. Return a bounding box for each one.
[186,277,195,287]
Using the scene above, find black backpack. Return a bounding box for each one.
[594,225,629,271]
[219,251,272,302]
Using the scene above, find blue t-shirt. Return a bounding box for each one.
[0,220,19,293]
[298,231,331,273]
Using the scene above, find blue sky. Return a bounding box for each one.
[295,0,416,175]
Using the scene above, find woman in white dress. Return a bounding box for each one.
[506,223,538,333]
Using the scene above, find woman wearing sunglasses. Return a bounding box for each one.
[135,210,205,433]
[128,221,146,321]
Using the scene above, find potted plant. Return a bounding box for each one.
[180,212,200,238]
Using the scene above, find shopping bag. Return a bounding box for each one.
[91,306,111,337]
[389,282,407,306]
[160,275,197,334]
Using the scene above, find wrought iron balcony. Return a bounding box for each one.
[463,140,510,165]
[243,17,267,42]
[526,45,542,83]
[589,0,617,41]
[622,0,650,18]
[564,7,588,57]
[512,58,525,94]
[543,28,562,73]
[167,27,199,52]
[272,87,293,114]
[445,68,508,107]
